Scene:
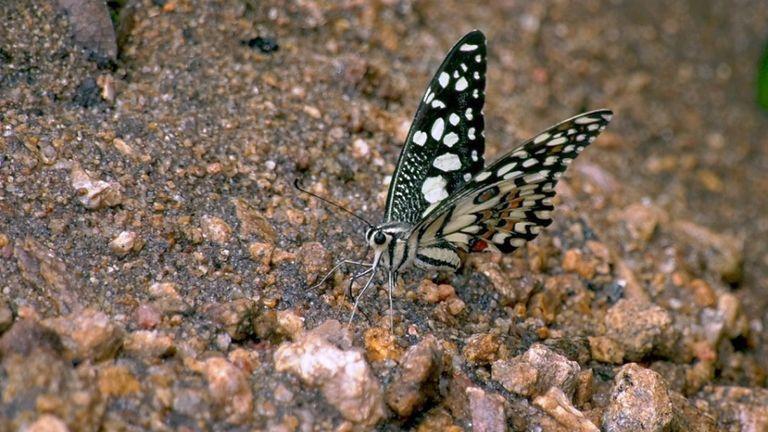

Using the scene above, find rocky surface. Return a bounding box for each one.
[1,0,767,430]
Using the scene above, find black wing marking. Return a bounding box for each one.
[385,30,487,224]
[411,110,613,265]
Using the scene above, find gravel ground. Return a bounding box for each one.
[1,0,767,430]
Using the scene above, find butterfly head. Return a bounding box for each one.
[365,227,392,251]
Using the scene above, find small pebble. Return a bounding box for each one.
[41,308,124,362]
[466,387,506,432]
[492,343,580,398]
[602,364,673,432]
[604,299,673,361]
[352,138,370,159]
[385,335,442,417]
[297,242,332,285]
[274,320,385,427]
[534,387,599,432]
[201,215,232,244]
[200,357,254,424]
[463,333,500,364]
[109,230,141,256]
[70,164,123,209]
[24,415,70,432]
[364,327,402,362]
[123,330,175,359]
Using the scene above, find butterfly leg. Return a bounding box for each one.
[348,265,379,328]
[347,266,374,300]
[310,259,372,289]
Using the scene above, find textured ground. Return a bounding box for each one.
[1,0,767,431]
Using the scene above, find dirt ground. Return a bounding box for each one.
[1,0,767,431]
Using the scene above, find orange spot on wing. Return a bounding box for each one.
[470,239,488,252]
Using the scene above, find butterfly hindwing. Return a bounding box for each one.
[412,110,613,266]
[385,30,487,225]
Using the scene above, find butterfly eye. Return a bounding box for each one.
[374,231,386,245]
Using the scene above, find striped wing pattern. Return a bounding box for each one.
[411,110,613,271]
[385,30,487,224]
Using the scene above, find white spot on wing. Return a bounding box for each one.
[413,131,427,146]
[426,90,435,104]
[438,72,450,88]
[445,232,470,244]
[548,136,567,146]
[514,222,532,234]
[497,162,518,176]
[510,238,526,247]
[533,133,550,144]
[449,113,460,126]
[492,233,509,244]
[431,99,446,108]
[468,128,476,140]
[460,43,478,51]
[455,77,469,91]
[474,171,491,182]
[523,171,547,183]
[431,118,445,141]
[462,225,482,234]
[422,176,448,203]
[423,87,432,102]
[421,202,440,217]
[465,108,473,120]
[574,116,599,124]
[432,153,462,172]
[443,132,459,147]
[471,150,478,161]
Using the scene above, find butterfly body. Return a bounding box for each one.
[327,30,613,326]
[365,223,417,273]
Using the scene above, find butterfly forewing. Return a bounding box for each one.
[385,30,487,225]
[412,110,613,267]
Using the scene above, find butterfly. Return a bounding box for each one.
[306,30,612,327]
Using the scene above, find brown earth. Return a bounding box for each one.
[1,0,767,430]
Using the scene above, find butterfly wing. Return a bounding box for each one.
[410,110,613,271]
[385,30,487,224]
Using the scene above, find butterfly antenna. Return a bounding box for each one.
[293,178,374,228]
